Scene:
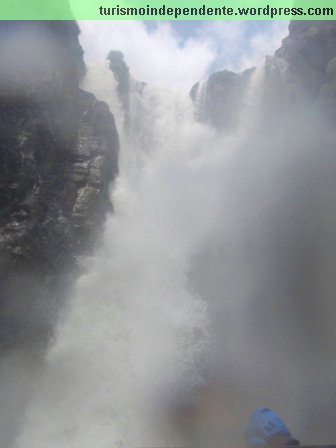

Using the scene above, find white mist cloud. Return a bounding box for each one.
[198,21,290,72]
[78,21,289,90]
[79,21,215,89]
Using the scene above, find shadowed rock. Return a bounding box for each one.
[0,21,119,349]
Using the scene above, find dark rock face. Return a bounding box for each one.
[107,50,130,100]
[191,68,255,132]
[0,21,119,348]
[107,50,146,131]
[261,21,336,127]
[275,21,336,98]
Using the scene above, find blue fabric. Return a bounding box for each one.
[244,407,292,446]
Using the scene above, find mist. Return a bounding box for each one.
[1,19,336,448]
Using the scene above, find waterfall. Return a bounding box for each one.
[193,78,208,122]
[12,52,271,447]
[239,64,265,134]
[14,65,230,448]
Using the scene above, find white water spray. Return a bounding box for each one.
[15,58,266,448]
[193,78,208,122]
[239,64,265,134]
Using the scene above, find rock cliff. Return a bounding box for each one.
[192,21,336,130]
[0,21,119,348]
[191,68,255,132]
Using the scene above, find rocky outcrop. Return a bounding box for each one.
[107,50,130,101]
[275,21,336,98]
[107,50,146,130]
[192,21,336,130]
[190,68,254,132]
[0,21,119,348]
[262,21,336,126]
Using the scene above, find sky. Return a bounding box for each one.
[79,21,289,89]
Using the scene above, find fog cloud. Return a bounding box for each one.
[79,21,289,89]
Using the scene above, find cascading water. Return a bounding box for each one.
[14,60,266,448]
[239,64,265,134]
[193,78,208,122]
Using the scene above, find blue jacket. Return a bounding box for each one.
[244,407,293,446]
